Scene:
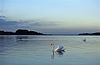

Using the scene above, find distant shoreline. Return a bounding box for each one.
[78,32,100,35]
[0,29,100,36]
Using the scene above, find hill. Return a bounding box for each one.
[0,29,43,35]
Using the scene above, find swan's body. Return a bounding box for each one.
[51,44,65,52]
[54,45,64,52]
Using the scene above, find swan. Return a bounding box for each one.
[54,45,65,52]
[83,39,86,42]
[51,44,65,59]
[51,44,65,52]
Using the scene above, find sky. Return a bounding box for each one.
[0,0,100,34]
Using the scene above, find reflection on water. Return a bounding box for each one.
[16,35,29,40]
[56,50,65,55]
[51,50,65,60]
[0,35,100,65]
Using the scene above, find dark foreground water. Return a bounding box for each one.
[0,35,100,65]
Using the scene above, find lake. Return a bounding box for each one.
[0,35,100,65]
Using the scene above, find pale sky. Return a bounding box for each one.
[0,0,100,34]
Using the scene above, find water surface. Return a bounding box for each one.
[0,35,100,65]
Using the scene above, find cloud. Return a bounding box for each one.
[0,17,99,34]
[0,18,29,31]
[0,17,58,32]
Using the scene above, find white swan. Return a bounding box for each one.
[54,45,65,52]
[51,44,65,59]
[51,44,65,52]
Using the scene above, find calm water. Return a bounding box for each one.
[0,35,100,65]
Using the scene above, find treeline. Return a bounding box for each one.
[79,32,100,35]
[0,29,43,35]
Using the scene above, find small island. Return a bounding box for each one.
[0,29,43,35]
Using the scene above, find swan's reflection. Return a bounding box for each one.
[56,50,65,55]
[51,50,65,59]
